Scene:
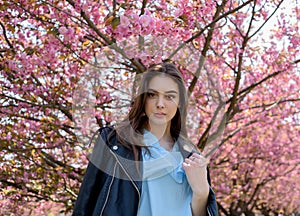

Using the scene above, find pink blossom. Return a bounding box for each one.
[58,26,75,41]
[8,60,17,71]
[139,14,153,28]
[113,15,132,39]
[115,25,130,39]
[131,22,141,35]
[120,15,130,26]
[153,19,164,34]
[160,20,172,34]
[174,9,183,18]
[139,10,155,36]
[58,26,68,35]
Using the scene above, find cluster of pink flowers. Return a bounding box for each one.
[105,9,174,40]
[59,26,75,42]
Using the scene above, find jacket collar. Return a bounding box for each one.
[106,128,198,184]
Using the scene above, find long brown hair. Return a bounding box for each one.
[113,62,190,160]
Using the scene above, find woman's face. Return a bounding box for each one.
[144,75,180,128]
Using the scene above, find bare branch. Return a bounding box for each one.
[249,0,285,39]
[140,0,148,15]
[0,21,14,49]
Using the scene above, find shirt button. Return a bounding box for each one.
[112,145,118,150]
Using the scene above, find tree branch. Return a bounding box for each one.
[230,58,300,103]
[188,0,228,96]
[0,21,14,49]
[66,0,113,45]
[249,0,285,39]
[168,0,255,59]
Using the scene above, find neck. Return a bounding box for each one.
[146,122,173,143]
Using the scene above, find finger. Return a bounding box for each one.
[191,153,205,159]
[182,161,191,167]
[185,157,206,167]
[183,157,197,167]
[184,158,199,167]
[190,153,208,164]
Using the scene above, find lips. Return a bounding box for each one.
[154,113,166,118]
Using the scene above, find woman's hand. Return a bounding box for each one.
[183,153,209,216]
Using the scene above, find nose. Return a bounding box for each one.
[156,96,165,108]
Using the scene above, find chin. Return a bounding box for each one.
[149,118,170,126]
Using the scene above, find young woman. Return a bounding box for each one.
[73,62,218,216]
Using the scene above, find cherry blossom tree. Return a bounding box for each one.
[0,0,299,215]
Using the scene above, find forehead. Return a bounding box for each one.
[148,75,179,92]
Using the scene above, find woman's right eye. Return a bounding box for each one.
[147,92,156,98]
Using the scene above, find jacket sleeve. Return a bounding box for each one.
[206,168,218,216]
[72,162,107,216]
[72,127,113,216]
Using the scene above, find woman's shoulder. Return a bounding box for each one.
[98,125,115,136]
[86,126,117,155]
[94,126,116,143]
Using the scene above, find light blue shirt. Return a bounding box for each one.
[137,130,193,216]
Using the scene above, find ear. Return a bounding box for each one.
[131,100,135,106]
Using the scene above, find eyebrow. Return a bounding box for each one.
[148,88,178,94]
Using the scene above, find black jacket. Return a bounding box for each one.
[73,127,218,216]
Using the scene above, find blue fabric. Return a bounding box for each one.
[137,130,193,216]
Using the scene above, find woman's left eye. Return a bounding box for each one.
[166,95,175,100]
